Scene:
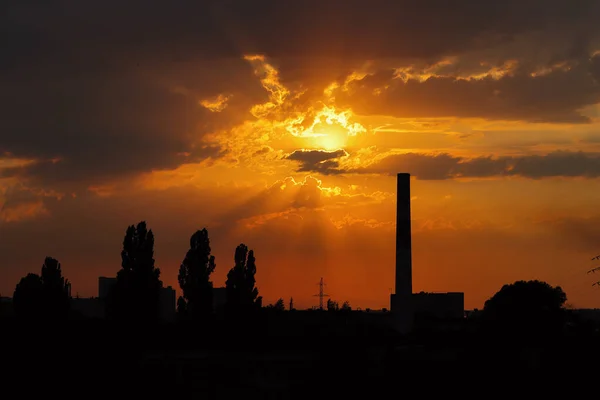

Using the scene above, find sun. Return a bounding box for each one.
[312,122,351,150]
[286,105,366,151]
[315,131,347,150]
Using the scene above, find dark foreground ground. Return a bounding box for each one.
[1,312,599,398]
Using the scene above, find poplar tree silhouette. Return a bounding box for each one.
[40,257,71,318]
[177,228,216,319]
[107,221,162,323]
[225,244,261,316]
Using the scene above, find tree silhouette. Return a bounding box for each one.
[327,299,339,311]
[13,257,70,320]
[341,301,352,312]
[289,297,294,311]
[40,257,70,318]
[482,280,568,336]
[273,298,285,311]
[107,221,162,323]
[13,273,43,319]
[177,229,216,320]
[176,296,187,316]
[225,244,261,316]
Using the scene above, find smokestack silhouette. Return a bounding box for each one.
[396,173,412,297]
[391,173,413,333]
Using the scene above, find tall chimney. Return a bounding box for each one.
[391,172,413,333]
[395,173,412,297]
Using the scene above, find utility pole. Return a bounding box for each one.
[313,277,329,310]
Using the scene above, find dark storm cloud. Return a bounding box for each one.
[0,72,228,187]
[352,151,600,180]
[286,149,348,175]
[4,0,599,69]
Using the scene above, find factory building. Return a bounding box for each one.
[412,291,465,320]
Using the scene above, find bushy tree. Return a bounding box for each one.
[225,244,261,315]
[107,221,162,323]
[327,299,339,311]
[13,257,70,320]
[273,298,285,311]
[13,273,44,319]
[177,229,216,319]
[482,280,568,336]
[341,301,352,312]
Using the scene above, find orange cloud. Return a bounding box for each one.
[200,93,231,112]
[0,200,48,222]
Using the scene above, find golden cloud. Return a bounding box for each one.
[199,93,231,112]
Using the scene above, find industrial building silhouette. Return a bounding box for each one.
[391,173,465,333]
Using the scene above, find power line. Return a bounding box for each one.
[313,277,329,310]
[588,256,600,288]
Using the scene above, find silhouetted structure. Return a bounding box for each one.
[390,173,414,333]
[98,277,117,299]
[413,292,464,320]
[71,297,104,319]
[159,285,176,322]
[314,277,329,310]
[213,287,227,312]
[0,296,13,317]
[390,174,465,333]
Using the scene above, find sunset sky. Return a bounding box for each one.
[2,0,600,310]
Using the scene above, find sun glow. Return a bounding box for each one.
[286,105,366,150]
[312,127,349,150]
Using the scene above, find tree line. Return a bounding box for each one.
[11,221,268,322]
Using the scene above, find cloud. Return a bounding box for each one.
[0,179,63,223]
[0,69,229,191]
[3,0,600,197]
[349,150,600,180]
[200,94,231,112]
[0,200,48,223]
[5,1,599,72]
[286,149,348,175]
[331,54,600,123]
[211,175,390,231]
